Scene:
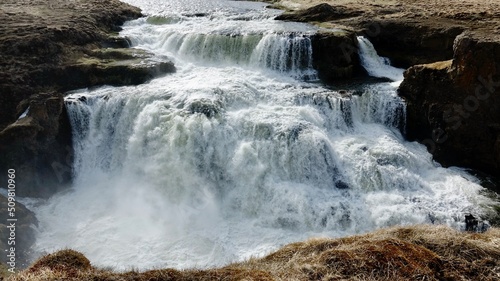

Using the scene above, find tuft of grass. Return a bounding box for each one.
[8,225,500,281]
[28,249,91,273]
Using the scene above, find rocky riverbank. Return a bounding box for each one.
[271,0,500,179]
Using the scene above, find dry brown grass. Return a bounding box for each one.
[8,225,500,281]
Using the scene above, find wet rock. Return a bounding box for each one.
[310,29,362,82]
[188,98,223,118]
[399,32,500,176]
[0,93,73,198]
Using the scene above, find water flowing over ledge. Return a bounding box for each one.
[27,0,498,272]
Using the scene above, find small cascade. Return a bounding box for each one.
[157,32,263,65]
[250,33,315,76]
[124,20,317,78]
[29,0,498,272]
[357,36,404,82]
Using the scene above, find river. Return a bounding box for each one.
[30,0,496,271]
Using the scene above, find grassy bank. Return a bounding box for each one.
[5,225,500,280]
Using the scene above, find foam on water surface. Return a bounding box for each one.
[30,0,498,271]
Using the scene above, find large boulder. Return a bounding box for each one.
[399,32,500,176]
[310,29,362,82]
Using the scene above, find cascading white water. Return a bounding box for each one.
[30,0,498,271]
[357,36,405,82]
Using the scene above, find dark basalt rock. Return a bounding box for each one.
[310,30,362,82]
[399,32,500,176]
[0,92,73,198]
[361,20,465,68]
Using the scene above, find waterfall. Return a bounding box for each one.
[123,15,317,79]
[357,36,404,81]
[29,0,497,272]
[250,33,314,75]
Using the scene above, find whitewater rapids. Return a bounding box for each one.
[28,0,497,271]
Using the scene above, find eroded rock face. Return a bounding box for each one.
[0,93,73,197]
[0,0,143,129]
[310,30,362,82]
[399,32,500,176]
[362,20,464,67]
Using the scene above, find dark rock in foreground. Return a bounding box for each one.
[0,93,72,197]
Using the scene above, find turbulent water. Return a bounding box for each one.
[29,0,497,271]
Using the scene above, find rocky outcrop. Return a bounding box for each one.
[361,20,464,67]
[309,29,362,82]
[0,0,175,198]
[0,93,73,197]
[58,48,175,90]
[399,32,500,176]
[0,0,143,129]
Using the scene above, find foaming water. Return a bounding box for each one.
[31,0,497,271]
[357,36,404,82]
